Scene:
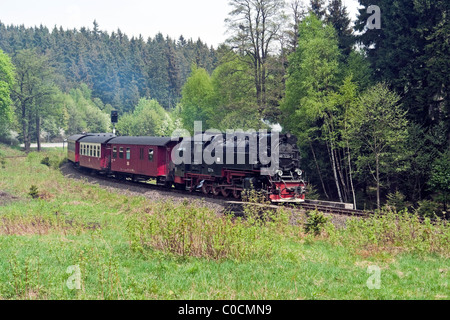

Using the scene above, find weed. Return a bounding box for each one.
[127,200,290,261]
[338,209,450,257]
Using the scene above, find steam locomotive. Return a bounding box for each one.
[67,131,306,202]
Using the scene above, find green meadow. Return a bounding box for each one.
[0,145,448,300]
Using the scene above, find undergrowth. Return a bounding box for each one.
[330,209,450,257]
[126,200,296,261]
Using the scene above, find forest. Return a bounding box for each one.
[0,0,448,212]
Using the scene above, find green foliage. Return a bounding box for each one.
[385,191,408,213]
[428,150,450,208]
[116,98,175,136]
[28,185,39,199]
[208,52,263,130]
[414,200,441,219]
[339,209,450,256]
[348,83,409,208]
[40,152,66,170]
[127,200,282,261]
[0,22,217,111]
[428,151,450,196]
[0,49,15,131]
[325,0,354,56]
[282,13,341,139]
[179,65,213,132]
[10,49,61,150]
[304,210,330,235]
[355,0,449,128]
[304,183,320,200]
[60,85,110,135]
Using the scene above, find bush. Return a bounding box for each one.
[40,156,51,167]
[40,153,66,170]
[304,210,330,235]
[28,185,39,199]
[386,191,408,212]
[414,200,440,219]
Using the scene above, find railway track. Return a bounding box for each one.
[296,203,371,217]
[223,201,372,218]
[66,164,374,219]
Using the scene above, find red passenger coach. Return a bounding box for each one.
[67,134,90,164]
[108,136,177,184]
[78,134,115,171]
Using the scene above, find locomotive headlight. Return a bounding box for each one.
[295,169,303,176]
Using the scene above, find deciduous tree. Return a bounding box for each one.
[348,83,408,210]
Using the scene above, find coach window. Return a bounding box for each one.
[119,147,124,159]
[148,149,154,162]
[126,148,131,160]
[97,146,100,158]
[113,147,117,159]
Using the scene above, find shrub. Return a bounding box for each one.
[304,210,330,235]
[414,200,441,219]
[386,191,408,212]
[40,156,51,167]
[28,185,39,199]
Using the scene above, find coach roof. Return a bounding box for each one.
[108,136,175,146]
[67,134,89,142]
[78,133,116,144]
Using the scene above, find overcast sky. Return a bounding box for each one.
[0,0,362,47]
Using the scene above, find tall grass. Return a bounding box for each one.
[330,209,450,257]
[126,200,297,261]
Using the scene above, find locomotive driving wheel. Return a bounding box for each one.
[221,187,230,198]
[232,189,241,199]
[211,185,221,196]
[201,183,211,195]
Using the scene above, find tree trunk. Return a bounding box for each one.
[36,113,41,152]
[335,148,348,202]
[310,140,330,199]
[346,142,357,210]
[376,152,381,210]
[21,102,30,152]
[327,140,343,203]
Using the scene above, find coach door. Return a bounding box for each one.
[138,146,158,178]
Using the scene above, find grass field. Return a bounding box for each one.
[0,145,449,300]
